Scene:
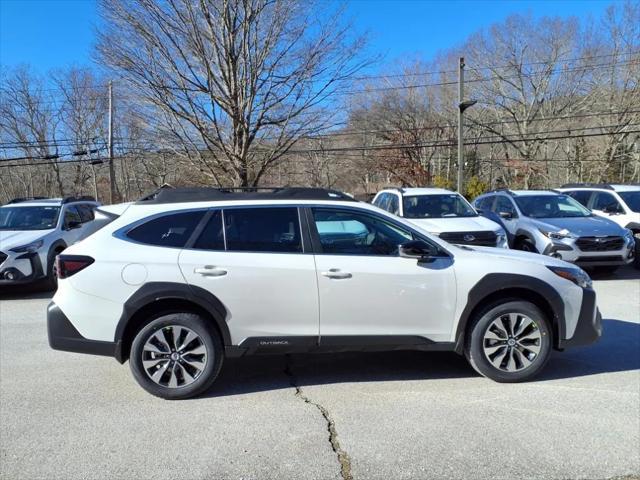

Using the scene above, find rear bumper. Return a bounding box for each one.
[47,302,120,359]
[558,288,602,349]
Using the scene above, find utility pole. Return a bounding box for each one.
[108,80,116,204]
[457,58,465,194]
[457,57,477,195]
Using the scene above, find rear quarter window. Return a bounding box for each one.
[126,211,205,248]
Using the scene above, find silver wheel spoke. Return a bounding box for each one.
[182,356,206,369]
[178,331,198,351]
[142,325,208,389]
[150,360,170,383]
[514,316,532,337]
[505,349,517,371]
[150,332,171,352]
[519,341,541,355]
[184,344,207,356]
[514,348,533,368]
[142,358,165,369]
[483,343,506,355]
[484,330,505,341]
[489,347,508,368]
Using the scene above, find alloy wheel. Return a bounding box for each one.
[142,325,208,388]
[482,313,542,372]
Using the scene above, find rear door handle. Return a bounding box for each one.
[321,269,352,279]
[194,266,227,277]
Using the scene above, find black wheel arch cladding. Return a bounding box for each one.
[115,282,231,361]
[454,273,564,353]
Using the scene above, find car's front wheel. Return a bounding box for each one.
[130,313,223,399]
[465,301,552,382]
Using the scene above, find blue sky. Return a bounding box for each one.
[0,0,613,73]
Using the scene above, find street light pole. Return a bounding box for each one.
[108,80,116,204]
[457,57,477,195]
[457,57,465,194]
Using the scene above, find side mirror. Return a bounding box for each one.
[66,221,81,230]
[399,240,438,261]
[498,211,513,219]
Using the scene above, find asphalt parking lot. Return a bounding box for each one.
[1,268,639,480]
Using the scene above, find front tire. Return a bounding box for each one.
[515,238,538,253]
[465,301,552,382]
[130,313,223,399]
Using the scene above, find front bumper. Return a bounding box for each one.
[0,251,46,286]
[540,237,635,267]
[47,302,120,358]
[557,288,602,349]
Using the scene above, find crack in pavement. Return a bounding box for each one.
[284,356,353,480]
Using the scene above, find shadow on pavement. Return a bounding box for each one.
[589,265,640,281]
[202,318,639,398]
[0,286,53,301]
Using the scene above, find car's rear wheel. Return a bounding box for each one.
[130,313,223,399]
[465,301,552,382]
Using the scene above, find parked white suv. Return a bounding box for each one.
[0,196,100,289]
[558,184,640,268]
[48,187,601,399]
[372,188,508,248]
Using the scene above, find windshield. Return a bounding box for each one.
[514,195,592,218]
[619,191,640,213]
[0,206,60,230]
[402,194,478,218]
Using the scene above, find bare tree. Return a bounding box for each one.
[97,0,369,187]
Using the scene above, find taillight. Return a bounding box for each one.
[56,255,95,279]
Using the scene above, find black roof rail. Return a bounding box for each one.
[7,196,49,204]
[136,186,357,204]
[485,188,515,196]
[560,183,613,190]
[62,195,97,204]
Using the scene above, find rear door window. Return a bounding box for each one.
[223,207,302,253]
[126,211,205,248]
[192,211,225,251]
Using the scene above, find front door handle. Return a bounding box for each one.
[194,266,227,277]
[321,269,352,279]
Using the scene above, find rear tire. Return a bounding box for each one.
[130,313,223,400]
[465,300,552,383]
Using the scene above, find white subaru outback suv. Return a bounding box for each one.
[48,187,601,399]
[0,196,100,289]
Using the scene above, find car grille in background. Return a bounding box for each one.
[0,251,7,266]
[439,231,497,247]
[576,236,624,252]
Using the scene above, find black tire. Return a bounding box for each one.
[634,238,640,270]
[42,249,61,291]
[130,313,223,400]
[465,300,552,383]
[515,238,538,253]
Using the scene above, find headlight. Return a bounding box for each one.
[9,239,44,253]
[539,228,575,240]
[495,229,508,247]
[625,230,636,244]
[547,266,592,289]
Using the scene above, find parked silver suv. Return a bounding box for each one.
[473,189,635,270]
